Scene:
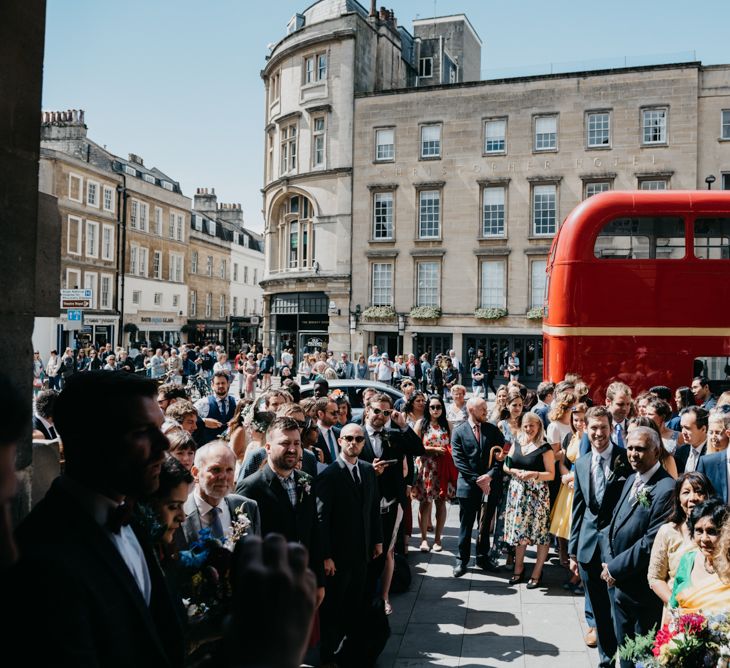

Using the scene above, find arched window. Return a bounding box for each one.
[278,194,314,270]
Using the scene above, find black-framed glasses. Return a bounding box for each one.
[371,408,392,416]
[341,435,365,443]
[429,405,443,411]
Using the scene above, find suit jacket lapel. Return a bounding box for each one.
[263,465,295,512]
[182,494,203,543]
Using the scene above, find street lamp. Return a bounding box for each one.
[397,313,406,356]
[705,175,716,190]
[349,304,361,331]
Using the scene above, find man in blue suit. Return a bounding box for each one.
[451,397,505,577]
[697,446,729,505]
[569,406,630,668]
[579,381,632,456]
[604,427,674,668]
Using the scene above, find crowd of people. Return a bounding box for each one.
[9,343,730,666]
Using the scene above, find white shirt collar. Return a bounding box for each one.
[339,453,357,473]
[592,444,613,463]
[638,460,662,485]
[194,489,220,516]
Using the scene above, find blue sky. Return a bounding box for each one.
[43,0,730,230]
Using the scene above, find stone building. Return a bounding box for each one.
[36,110,121,352]
[114,153,190,346]
[187,188,264,347]
[262,1,730,381]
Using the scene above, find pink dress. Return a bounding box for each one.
[244,362,258,395]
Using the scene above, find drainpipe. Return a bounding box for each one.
[116,173,128,347]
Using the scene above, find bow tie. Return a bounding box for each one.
[107,500,135,534]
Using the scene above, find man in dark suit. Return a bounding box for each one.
[579,381,632,456]
[451,397,505,577]
[177,441,260,549]
[604,427,674,668]
[359,392,424,609]
[675,406,709,473]
[237,416,325,607]
[569,406,630,668]
[31,389,59,440]
[7,371,184,667]
[317,423,383,664]
[697,445,730,508]
[316,396,341,464]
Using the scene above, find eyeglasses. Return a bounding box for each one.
[429,405,443,411]
[341,435,365,443]
[370,408,392,416]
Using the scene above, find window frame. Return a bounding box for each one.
[312,115,326,168]
[219,295,226,319]
[483,117,507,155]
[153,292,162,307]
[86,180,99,208]
[641,106,669,146]
[372,190,395,241]
[189,290,197,317]
[101,223,114,261]
[102,185,115,213]
[418,57,433,78]
[585,110,611,149]
[480,185,507,238]
[531,182,558,237]
[153,250,162,280]
[132,290,141,305]
[415,260,441,308]
[280,122,298,175]
[479,259,507,309]
[638,178,669,191]
[529,258,548,310]
[417,187,442,240]
[205,293,212,318]
[533,114,558,153]
[68,173,83,203]
[99,273,113,309]
[84,271,98,309]
[375,127,395,162]
[583,180,612,199]
[65,268,81,291]
[420,123,442,160]
[67,215,82,256]
[85,220,99,259]
[721,110,730,140]
[371,262,394,307]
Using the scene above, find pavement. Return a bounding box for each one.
[376,502,600,668]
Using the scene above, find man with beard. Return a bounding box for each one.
[6,371,184,667]
[317,423,382,665]
[194,370,237,446]
[177,441,260,549]
[237,416,325,607]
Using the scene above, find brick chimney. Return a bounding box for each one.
[216,202,244,226]
[40,109,87,141]
[194,187,218,214]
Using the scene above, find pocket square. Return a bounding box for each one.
[618,477,627,481]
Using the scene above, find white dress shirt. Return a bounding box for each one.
[193,490,232,534]
[685,442,705,473]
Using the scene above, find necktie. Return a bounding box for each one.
[352,464,361,486]
[629,474,643,502]
[218,398,226,417]
[209,506,224,539]
[687,448,699,472]
[473,423,481,444]
[107,500,135,534]
[327,429,338,462]
[48,425,58,440]
[592,453,606,506]
[615,423,624,448]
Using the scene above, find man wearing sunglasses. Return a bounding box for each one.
[317,424,383,665]
[360,393,424,614]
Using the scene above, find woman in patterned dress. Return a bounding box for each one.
[412,395,456,552]
[502,411,555,588]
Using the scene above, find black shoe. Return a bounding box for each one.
[476,557,501,572]
[453,563,468,578]
[526,575,543,590]
[508,570,524,585]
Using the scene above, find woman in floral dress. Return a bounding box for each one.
[412,395,456,552]
[502,412,555,588]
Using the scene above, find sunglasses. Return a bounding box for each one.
[429,405,443,411]
[370,408,392,416]
[341,435,365,443]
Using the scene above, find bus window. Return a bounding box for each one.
[593,217,685,259]
[694,218,730,259]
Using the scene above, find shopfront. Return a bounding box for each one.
[462,334,543,387]
[269,292,329,364]
[136,315,186,347]
[229,316,261,352]
[186,320,229,346]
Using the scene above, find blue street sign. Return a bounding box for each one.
[68,309,83,322]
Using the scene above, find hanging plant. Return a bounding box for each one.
[409,306,441,320]
[526,306,545,320]
[180,324,197,334]
[361,305,396,321]
[123,322,139,334]
[474,307,507,320]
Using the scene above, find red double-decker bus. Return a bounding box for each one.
[544,190,730,403]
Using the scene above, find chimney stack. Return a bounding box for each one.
[193,186,218,214]
[40,108,88,142]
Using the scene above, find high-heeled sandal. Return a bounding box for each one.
[526,575,543,590]
[508,571,524,585]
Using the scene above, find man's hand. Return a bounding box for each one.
[390,409,407,429]
[203,418,222,429]
[372,543,383,559]
[227,534,317,668]
[373,459,388,476]
[476,473,492,494]
[569,557,580,578]
[600,562,616,587]
[324,558,336,577]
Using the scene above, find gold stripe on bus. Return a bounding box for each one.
[542,325,730,337]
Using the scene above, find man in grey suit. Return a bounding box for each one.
[177,440,260,549]
[569,406,630,668]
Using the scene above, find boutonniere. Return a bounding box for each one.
[297,472,313,504]
[636,486,653,509]
[226,504,251,548]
